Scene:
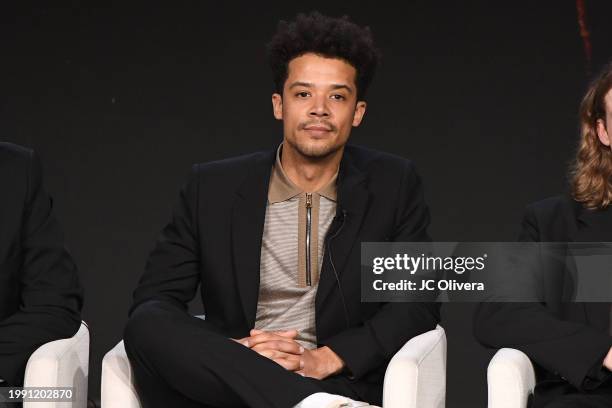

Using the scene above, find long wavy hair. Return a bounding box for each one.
[570,62,612,209]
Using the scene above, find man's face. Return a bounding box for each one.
[272,53,367,159]
[596,89,612,149]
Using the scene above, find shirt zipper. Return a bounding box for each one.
[305,192,312,286]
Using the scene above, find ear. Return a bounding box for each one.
[352,101,367,127]
[272,93,283,120]
[596,119,611,147]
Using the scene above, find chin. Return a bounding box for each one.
[295,141,341,159]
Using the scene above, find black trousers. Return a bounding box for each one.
[532,379,612,408]
[124,301,366,408]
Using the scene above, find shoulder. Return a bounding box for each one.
[184,150,274,194]
[344,144,415,170]
[524,195,577,222]
[343,144,419,186]
[522,195,578,241]
[192,150,272,176]
[343,145,427,213]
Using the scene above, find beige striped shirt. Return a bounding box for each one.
[254,145,337,349]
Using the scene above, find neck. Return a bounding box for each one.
[280,143,343,193]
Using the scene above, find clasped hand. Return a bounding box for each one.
[232,329,344,379]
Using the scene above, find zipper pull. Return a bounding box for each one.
[306,193,312,208]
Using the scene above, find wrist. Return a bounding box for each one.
[318,346,345,376]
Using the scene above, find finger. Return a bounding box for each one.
[274,329,298,338]
[251,340,303,353]
[298,369,319,379]
[256,349,281,359]
[248,333,297,347]
[249,329,298,339]
[246,333,274,347]
[230,337,250,347]
[251,341,304,355]
[272,357,302,371]
[275,340,304,354]
[255,349,300,364]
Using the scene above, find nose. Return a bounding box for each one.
[308,95,330,118]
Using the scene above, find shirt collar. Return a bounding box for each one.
[268,144,338,203]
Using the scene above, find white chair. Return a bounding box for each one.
[101,324,447,408]
[487,348,536,408]
[22,321,90,408]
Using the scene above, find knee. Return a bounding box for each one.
[123,301,168,354]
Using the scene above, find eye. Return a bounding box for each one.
[331,94,346,101]
[296,91,310,98]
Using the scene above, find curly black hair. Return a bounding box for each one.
[267,11,380,100]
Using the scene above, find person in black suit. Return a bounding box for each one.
[474,62,612,407]
[123,11,439,408]
[0,143,83,388]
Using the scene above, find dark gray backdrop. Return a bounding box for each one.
[3,1,612,406]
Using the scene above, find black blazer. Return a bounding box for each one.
[475,195,612,392]
[131,144,440,403]
[0,143,82,386]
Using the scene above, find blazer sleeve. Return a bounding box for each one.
[0,150,82,386]
[474,205,612,391]
[321,161,441,379]
[129,164,202,316]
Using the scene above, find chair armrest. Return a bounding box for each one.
[487,348,535,408]
[23,321,89,408]
[101,341,142,408]
[382,325,447,408]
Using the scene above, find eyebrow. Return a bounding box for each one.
[288,81,353,93]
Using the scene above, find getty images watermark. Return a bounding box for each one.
[361,242,612,302]
[371,252,488,291]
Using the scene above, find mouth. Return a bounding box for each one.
[303,126,332,132]
[303,126,333,138]
[302,123,334,139]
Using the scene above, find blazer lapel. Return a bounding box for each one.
[316,150,370,311]
[231,151,275,328]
